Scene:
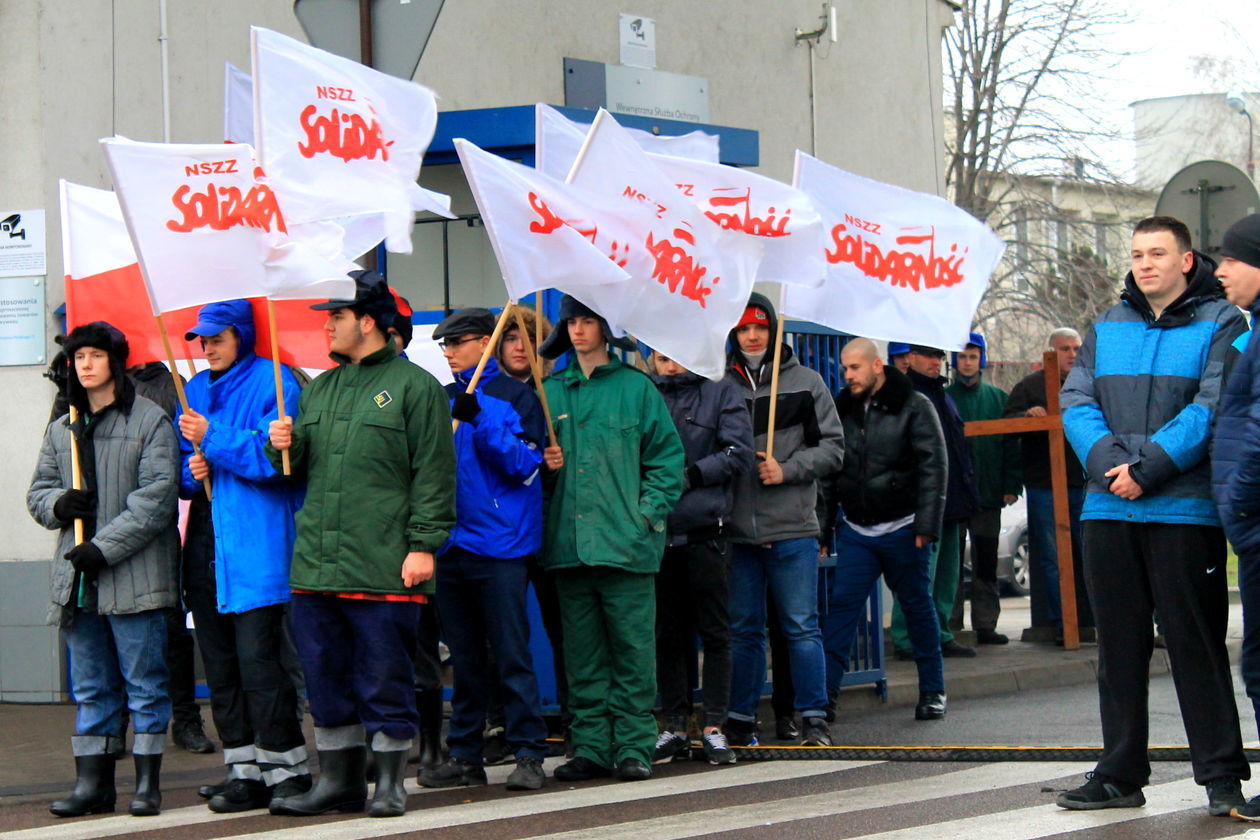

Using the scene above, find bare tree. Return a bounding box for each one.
[944,0,1139,361]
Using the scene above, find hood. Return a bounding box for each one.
[185,298,257,360]
[727,291,782,372]
[951,331,986,369]
[1121,250,1224,325]
[652,369,707,391]
[538,294,636,359]
[59,321,135,415]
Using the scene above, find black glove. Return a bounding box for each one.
[451,392,481,423]
[684,465,703,491]
[53,489,96,524]
[66,541,107,574]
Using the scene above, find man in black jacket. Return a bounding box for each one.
[649,350,754,767]
[822,339,948,720]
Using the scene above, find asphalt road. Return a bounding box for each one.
[2,670,1258,839]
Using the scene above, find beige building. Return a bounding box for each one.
[1,0,958,697]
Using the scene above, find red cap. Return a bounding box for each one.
[389,287,413,318]
[735,304,770,330]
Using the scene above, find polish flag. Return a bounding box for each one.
[60,179,337,370]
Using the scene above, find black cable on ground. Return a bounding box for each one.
[728,745,1260,762]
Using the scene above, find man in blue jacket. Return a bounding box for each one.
[176,300,309,812]
[418,308,550,793]
[1210,213,1260,821]
[1058,216,1250,816]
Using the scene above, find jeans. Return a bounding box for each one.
[890,519,962,649]
[290,593,421,743]
[1027,486,1084,627]
[436,550,548,763]
[655,539,732,730]
[1240,548,1260,740]
[65,608,171,751]
[825,523,943,693]
[728,538,828,721]
[953,508,1001,632]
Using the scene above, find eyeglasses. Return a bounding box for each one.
[437,335,484,352]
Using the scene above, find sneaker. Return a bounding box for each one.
[914,691,947,720]
[505,756,546,791]
[1055,772,1145,810]
[700,730,735,765]
[615,757,651,781]
[652,731,691,765]
[483,727,512,766]
[723,718,759,747]
[775,716,799,741]
[1207,777,1245,816]
[270,774,312,800]
[553,756,610,782]
[208,778,270,813]
[976,629,1009,645]
[1231,794,1260,821]
[801,717,832,746]
[940,639,977,658]
[173,719,216,754]
[418,757,488,788]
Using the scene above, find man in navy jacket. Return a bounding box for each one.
[419,308,550,793]
[1211,213,1260,821]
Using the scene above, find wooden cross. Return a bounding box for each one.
[962,350,1081,650]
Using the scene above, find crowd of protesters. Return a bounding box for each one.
[28,213,1260,823]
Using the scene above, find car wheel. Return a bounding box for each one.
[1007,533,1030,597]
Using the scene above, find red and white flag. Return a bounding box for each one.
[224,62,254,144]
[251,26,453,258]
[60,179,337,370]
[455,139,639,301]
[534,103,719,181]
[783,152,1005,350]
[649,154,826,288]
[100,137,354,313]
[566,110,762,380]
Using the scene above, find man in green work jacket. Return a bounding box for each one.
[538,295,684,783]
[265,271,456,819]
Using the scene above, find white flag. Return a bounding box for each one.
[101,136,355,314]
[649,154,826,288]
[566,110,762,380]
[251,26,453,258]
[456,138,641,301]
[224,62,254,144]
[783,152,1005,351]
[534,103,720,182]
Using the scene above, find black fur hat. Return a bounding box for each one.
[58,322,134,414]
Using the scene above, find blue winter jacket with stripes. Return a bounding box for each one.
[177,315,304,614]
[442,357,546,559]
[1211,301,1260,552]
[1062,252,1247,525]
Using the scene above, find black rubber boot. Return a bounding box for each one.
[129,754,162,816]
[50,754,117,817]
[415,688,444,770]
[269,747,368,816]
[368,750,409,818]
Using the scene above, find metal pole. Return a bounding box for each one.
[1198,179,1211,253]
[1247,110,1255,181]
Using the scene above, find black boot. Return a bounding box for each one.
[269,747,367,816]
[129,754,162,816]
[416,688,444,770]
[368,750,408,818]
[50,754,117,817]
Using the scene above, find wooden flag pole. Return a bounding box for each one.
[511,305,556,447]
[266,300,291,476]
[68,405,88,605]
[155,313,212,501]
[452,303,515,434]
[764,310,787,461]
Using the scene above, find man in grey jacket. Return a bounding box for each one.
[28,322,181,818]
[724,293,844,748]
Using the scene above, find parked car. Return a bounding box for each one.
[962,496,1029,597]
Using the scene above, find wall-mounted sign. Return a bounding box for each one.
[619,13,656,69]
[0,209,46,279]
[565,58,709,124]
[0,276,46,366]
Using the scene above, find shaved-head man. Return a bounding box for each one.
[821,338,949,722]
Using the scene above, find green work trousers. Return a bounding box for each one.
[553,566,657,767]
